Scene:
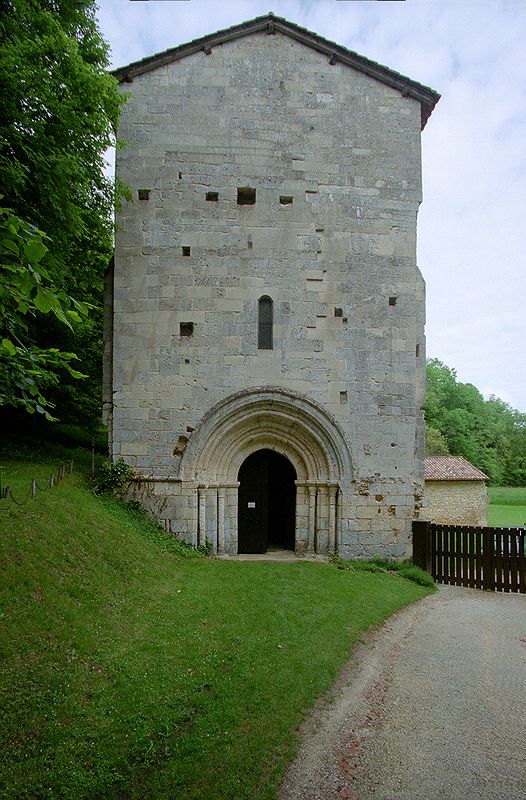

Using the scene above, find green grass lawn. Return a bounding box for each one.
[488,486,526,527]
[0,450,433,800]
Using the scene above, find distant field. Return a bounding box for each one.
[488,486,526,527]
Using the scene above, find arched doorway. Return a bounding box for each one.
[237,449,296,554]
[178,387,352,555]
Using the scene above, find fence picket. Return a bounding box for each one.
[518,534,526,592]
[460,531,470,586]
[468,528,475,588]
[455,527,462,586]
[435,525,442,584]
[509,532,519,592]
[494,530,502,592]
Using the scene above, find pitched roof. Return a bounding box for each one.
[112,13,440,129]
[425,456,489,482]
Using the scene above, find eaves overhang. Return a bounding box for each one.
[111,13,440,129]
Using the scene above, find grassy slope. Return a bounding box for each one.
[1,456,432,800]
[488,486,526,527]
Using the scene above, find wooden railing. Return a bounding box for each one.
[413,521,526,594]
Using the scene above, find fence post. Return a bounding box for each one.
[49,472,54,488]
[31,479,36,500]
[412,520,431,573]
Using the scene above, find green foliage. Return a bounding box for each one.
[0,431,95,473]
[425,425,450,456]
[0,0,125,427]
[0,447,431,799]
[0,205,91,419]
[397,562,436,587]
[49,422,108,452]
[329,554,436,588]
[425,358,526,485]
[94,457,135,497]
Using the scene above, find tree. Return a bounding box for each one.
[0,205,89,419]
[425,425,450,456]
[425,358,526,485]
[0,0,125,427]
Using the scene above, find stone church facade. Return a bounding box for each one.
[105,14,439,558]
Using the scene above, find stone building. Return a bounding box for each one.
[424,456,489,527]
[105,14,439,558]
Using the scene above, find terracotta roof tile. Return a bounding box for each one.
[425,456,489,482]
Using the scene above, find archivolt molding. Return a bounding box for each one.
[178,386,353,484]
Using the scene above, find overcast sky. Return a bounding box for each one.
[96,0,526,412]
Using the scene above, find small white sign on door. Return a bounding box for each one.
[247,502,256,508]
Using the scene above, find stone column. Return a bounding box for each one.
[225,483,240,555]
[189,485,199,548]
[198,485,207,548]
[206,487,218,555]
[328,484,338,554]
[308,484,317,555]
[217,487,226,555]
[293,482,309,556]
[316,485,329,554]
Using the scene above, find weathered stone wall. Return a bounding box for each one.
[111,30,426,557]
[424,481,488,526]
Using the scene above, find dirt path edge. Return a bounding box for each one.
[278,592,435,800]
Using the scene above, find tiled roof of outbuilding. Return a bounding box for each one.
[425,456,489,482]
[111,13,440,129]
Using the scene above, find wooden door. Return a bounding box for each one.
[237,449,296,554]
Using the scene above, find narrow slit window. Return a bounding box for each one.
[279,196,293,205]
[182,246,191,257]
[206,191,219,202]
[258,296,273,350]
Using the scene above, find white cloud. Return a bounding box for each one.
[96,0,526,411]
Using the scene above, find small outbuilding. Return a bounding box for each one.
[424,456,489,526]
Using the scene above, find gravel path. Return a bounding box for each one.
[278,585,526,800]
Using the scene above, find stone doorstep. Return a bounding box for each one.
[217,548,328,563]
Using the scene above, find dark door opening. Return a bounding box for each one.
[237,449,296,554]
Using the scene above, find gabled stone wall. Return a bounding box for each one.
[110,29,428,558]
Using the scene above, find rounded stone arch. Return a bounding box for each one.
[179,386,353,484]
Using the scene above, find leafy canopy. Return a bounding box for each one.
[0,0,125,428]
[0,0,123,298]
[0,205,90,420]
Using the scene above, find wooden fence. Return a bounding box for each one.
[0,462,73,506]
[413,521,526,594]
